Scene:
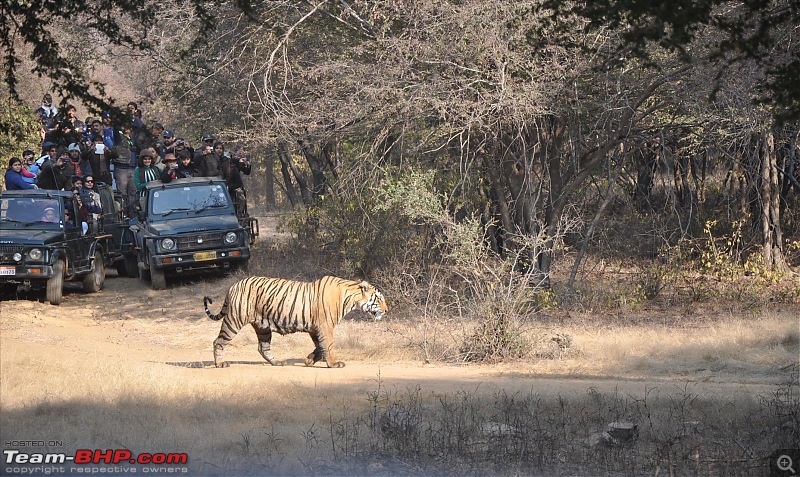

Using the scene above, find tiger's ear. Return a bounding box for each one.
[360,281,371,293]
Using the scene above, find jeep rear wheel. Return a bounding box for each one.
[46,260,64,305]
[124,254,138,278]
[138,252,150,283]
[83,252,105,293]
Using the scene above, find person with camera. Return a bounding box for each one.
[173,138,194,163]
[78,174,103,232]
[36,149,71,190]
[159,153,181,183]
[82,133,116,187]
[193,133,221,177]
[56,105,85,147]
[218,145,252,217]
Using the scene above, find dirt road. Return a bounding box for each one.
[1,269,785,400]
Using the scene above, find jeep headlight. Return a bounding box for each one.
[161,238,176,251]
[224,232,237,244]
[28,248,43,261]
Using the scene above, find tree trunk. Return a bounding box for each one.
[298,139,328,201]
[264,147,276,207]
[276,141,298,207]
[674,155,693,211]
[278,140,312,206]
[633,146,658,212]
[759,130,786,270]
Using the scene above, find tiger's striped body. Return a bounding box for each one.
[203,276,387,368]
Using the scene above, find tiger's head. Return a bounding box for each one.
[358,281,388,320]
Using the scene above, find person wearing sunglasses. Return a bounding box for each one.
[80,175,103,214]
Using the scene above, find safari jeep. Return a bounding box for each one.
[0,189,113,305]
[128,177,253,290]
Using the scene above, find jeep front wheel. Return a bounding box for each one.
[149,257,166,290]
[46,259,64,305]
[83,252,105,293]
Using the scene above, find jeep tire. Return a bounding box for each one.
[149,257,166,290]
[83,252,105,293]
[46,259,64,305]
[124,254,138,278]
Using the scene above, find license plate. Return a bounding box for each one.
[0,266,15,276]
[193,251,216,262]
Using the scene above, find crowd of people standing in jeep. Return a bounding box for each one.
[4,94,252,217]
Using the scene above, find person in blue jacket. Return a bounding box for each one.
[4,157,38,190]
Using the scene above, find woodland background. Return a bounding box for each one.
[2,0,799,309]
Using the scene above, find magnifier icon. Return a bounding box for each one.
[778,454,796,474]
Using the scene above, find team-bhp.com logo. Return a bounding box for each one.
[4,448,188,470]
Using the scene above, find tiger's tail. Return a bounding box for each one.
[204,296,226,321]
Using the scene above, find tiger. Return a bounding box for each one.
[203,275,388,368]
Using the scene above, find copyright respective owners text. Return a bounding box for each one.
[772,449,800,477]
[2,441,189,476]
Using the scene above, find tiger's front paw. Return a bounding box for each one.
[327,361,345,368]
[215,361,229,368]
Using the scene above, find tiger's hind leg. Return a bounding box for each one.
[305,334,324,367]
[253,324,283,366]
[213,336,231,368]
[213,314,248,368]
[315,330,345,368]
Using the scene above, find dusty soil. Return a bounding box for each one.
[0,269,785,401]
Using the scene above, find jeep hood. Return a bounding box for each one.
[146,215,240,235]
[0,228,63,246]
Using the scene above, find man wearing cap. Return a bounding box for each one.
[101,111,116,149]
[161,129,177,159]
[36,149,71,190]
[65,143,91,177]
[193,133,220,177]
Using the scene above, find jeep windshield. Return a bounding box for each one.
[149,184,233,218]
[0,197,62,229]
